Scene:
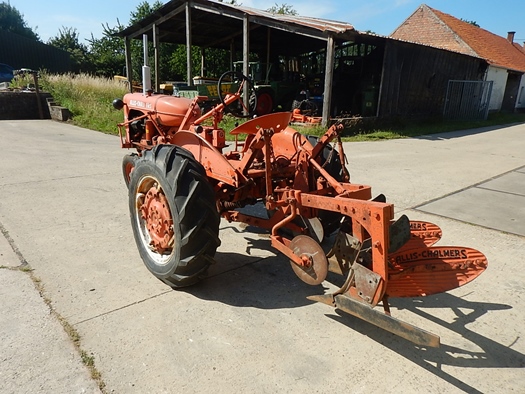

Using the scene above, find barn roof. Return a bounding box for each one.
[116,0,361,56]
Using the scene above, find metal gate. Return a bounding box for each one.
[443,80,493,120]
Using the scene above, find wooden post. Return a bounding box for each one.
[322,35,335,127]
[124,37,132,92]
[153,24,160,92]
[265,27,271,83]
[243,14,250,114]
[185,2,193,86]
[201,47,206,77]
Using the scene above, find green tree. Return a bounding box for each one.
[0,1,39,40]
[85,1,165,80]
[266,3,298,15]
[48,27,90,73]
[128,1,166,82]
[461,19,480,27]
[129,0,164,23]
[87,22,126,77]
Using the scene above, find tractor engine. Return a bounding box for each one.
[115,92,202,149]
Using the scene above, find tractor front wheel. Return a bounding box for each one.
[122,153,138,188]
[128,145,221,288]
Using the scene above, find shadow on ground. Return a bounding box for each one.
[326,292,524,393]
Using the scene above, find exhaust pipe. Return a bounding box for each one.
[142,34,151,95]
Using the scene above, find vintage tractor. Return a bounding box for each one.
[114,71,487,347]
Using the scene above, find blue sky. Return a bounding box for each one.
[8,0,525,45]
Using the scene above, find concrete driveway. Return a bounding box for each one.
[1,119,524,393]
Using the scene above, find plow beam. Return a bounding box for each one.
[309,293,440,347]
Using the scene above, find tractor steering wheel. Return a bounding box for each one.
[217,71,257,118]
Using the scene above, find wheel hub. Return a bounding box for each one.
[140,185,174,254]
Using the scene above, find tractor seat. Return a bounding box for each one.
[229,112,292,135]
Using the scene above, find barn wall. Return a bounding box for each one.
[516,75,525,109]
[378,40,486,117]
[0,30,71,73]
[485,66,509,111]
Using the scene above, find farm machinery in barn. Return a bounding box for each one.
[114,71,487,347]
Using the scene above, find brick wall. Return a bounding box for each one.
[0,91,52,120]
[391,5,477,57]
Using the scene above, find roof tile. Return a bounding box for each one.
[391,4,525,72]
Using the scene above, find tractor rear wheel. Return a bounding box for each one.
[128,145,221,288]
[255,88,274,116]
[307,136,346,236]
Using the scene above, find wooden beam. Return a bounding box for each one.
[153,24,159,91]
[126,3,186,39]
[322,34,335,127]
[124,37,133,92]
[186,2,193,86]
[243,14,250,114]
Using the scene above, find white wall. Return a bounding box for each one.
[485,66,508,111]
[516,74,525,109]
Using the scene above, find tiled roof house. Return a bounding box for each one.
[391,4,525,111]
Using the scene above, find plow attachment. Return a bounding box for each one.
[307,219,487,347]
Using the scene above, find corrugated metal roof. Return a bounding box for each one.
[117,0,355,40]
[233,5,355,35]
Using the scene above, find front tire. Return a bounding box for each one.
[128,145,221,288]
[122,153,138,188]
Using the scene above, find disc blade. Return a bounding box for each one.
[289,235,328,285]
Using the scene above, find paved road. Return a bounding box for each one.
[1,120,524,393]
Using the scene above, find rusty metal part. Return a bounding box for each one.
[388,214,411,253]
[307,292,439,347]
[387,246,488,297]
[353,263,382,304]
[139,184,174,254]
[326,231,361,275]
[397,221,443,251]
[303,217,324,243]
[334,294,440,347]
[288,235,328,285]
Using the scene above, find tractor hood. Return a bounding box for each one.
[124,93,201,127]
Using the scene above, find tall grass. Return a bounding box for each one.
[40,73,128,134]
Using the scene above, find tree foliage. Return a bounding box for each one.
[3,0,275,83]
[461,19,480,27]
[266,3,298,15]
[48,27,90,73]
[0,1,39,40]
[87,22,127,77]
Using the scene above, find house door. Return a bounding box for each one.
[501,72,522,112]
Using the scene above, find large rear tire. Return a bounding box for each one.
[307,136,346,236]
[128,145,221,288]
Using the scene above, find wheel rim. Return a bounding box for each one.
[134,175,175,265]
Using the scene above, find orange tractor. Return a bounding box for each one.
[114,71,487,347]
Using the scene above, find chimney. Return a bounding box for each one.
[507,31,515,43]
